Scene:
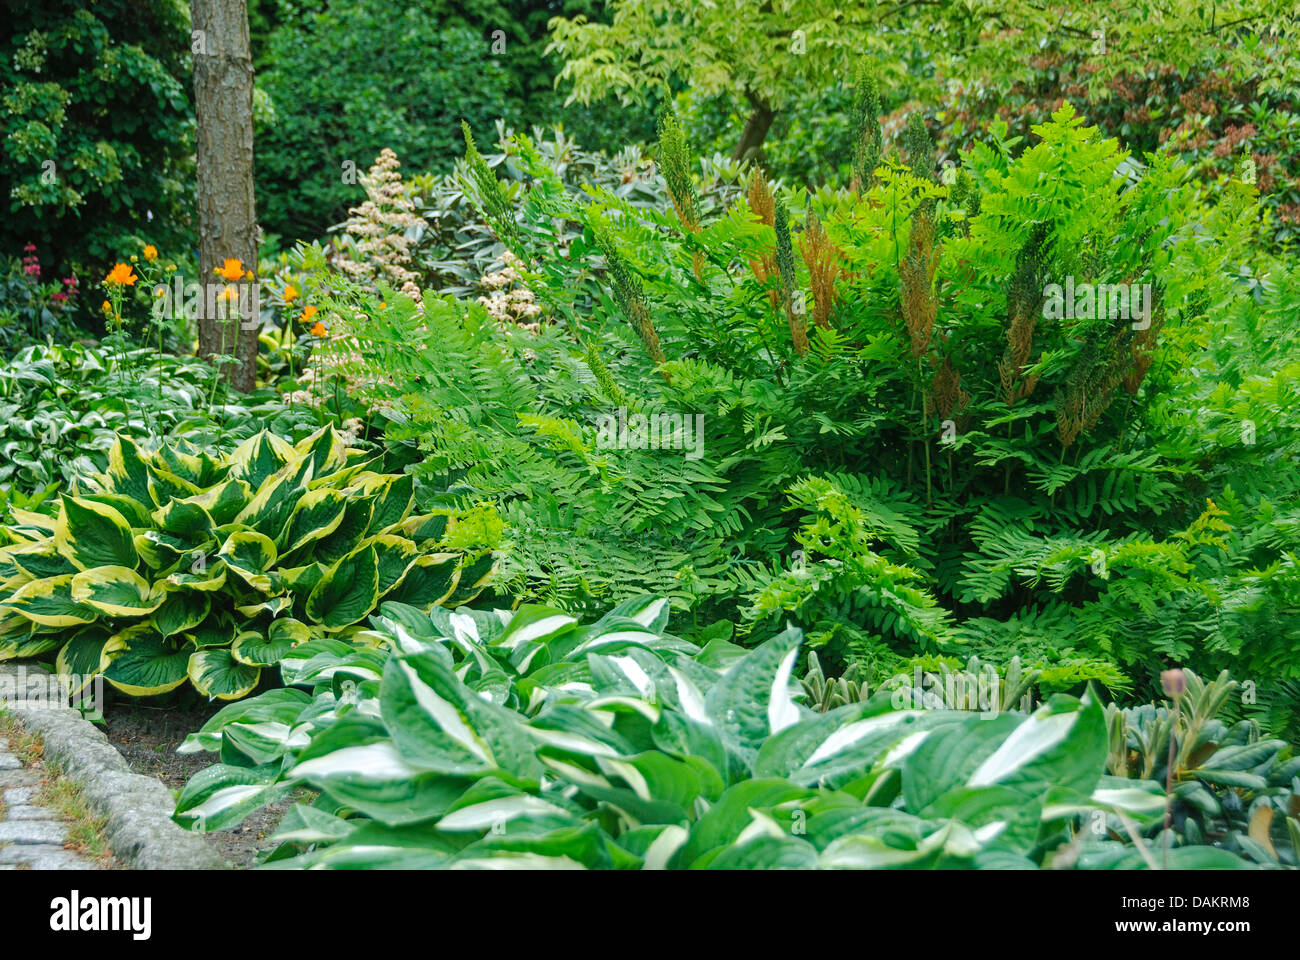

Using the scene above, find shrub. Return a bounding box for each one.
[0,426,499,700]
[254,5,513,244]
[0,2,194,280]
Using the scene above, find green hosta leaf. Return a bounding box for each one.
[305,544,379,629]
[71,565,164,617]
[229,431,296,490]
[289,721,471,825]
[0,573,96,627]
[436,780,573,832]
[902,713,1023,814]
[707,834,819,870]
[182,477,251,527]
[382,651,542,781]
[174,763,288,832]
[350,472,414,532]
[218,530,278,592]
[54,496,137,570]
[56,629,129,691]
[382,552,459,607]
[178,687,312,755]
[230,620,302,667]
[152,499,215,540]
[704,626,804,761]
[968,693,1108,799]
[104,634,192,696]
[280,488,348,556]
[189,648,262,700]
[445,551,496,605]
[675,779,812,868]
[151,589,212,638]
[367,534,420,598]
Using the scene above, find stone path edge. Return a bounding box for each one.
[1,665,228,870]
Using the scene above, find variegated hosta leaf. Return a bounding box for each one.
[218,530,279,592]
[54,496,137,570]
[104,633,192,696]
[189,648,262,700]
[71,565,164,617]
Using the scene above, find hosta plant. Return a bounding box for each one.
[0,427,497,700]
[174,596,1291,869]
[0,341,322,502]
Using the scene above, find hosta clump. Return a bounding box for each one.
[175,596,1290,869]
[0,427,497,700]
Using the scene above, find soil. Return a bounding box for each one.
[100,701,305,869]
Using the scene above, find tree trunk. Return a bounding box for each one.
[191,0,259,392]
[732,92,776,164]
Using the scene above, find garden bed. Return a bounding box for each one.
[102,703,306,870]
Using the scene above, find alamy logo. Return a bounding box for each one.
[49,891,151,940]
[595,407,705,460]
[1042,277,1153,330]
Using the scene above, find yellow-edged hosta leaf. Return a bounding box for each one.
[135,530,205,571]
[104,633,192,697]
[186,614,238,650]
[54,496,138,570]
[294,425,352,478]
[56,628,130,693]
[9,508,56,534]
[447,552,497,605]
[4,539,75,581]
[0,633,61,662]
[152,499,215,539]
[104,434,154,504]
[218,530,278,593]
[236,595,293,618]
[146,465,202,509]
[151,587,212,637]
[305,544,379,628]
[383,552,460,607]
[165,560,228,592]
[348,473,415,532]
[0,573,97,626]
[71,565,164,617]
[230,431,297,490]
[383,512,449,545]
[231,618,306,667]
[280,488,349,556]
[181,477,252,526]
[188,648,261,700]
[367,534,421,597]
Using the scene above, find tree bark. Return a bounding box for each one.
[192,0,259,392]
[732,92,776,164]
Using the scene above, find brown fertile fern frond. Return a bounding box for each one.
[899,212,940,357]
[747,170,780,311]
[801,211,843,330]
